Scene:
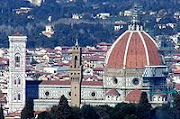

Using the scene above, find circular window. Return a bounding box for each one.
[45,91,49,96]
[132,78,139,85]
[112,77,118,84]
[91,92,96,97]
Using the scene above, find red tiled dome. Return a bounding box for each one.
[106,30,161,69]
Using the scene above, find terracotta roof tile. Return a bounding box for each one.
[107,31,161,69]
[40,80,103,86]
[41,80,71,85]
[141,32,161,66]
[107,32,130,68]
[82,81,103,86]
[106,89,120,96]
[125,89,142,102]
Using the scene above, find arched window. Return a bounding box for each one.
[14,95,16,101]
[15,53,21,67]
[18,78,21,84]
[158,96,161,101]
[74,56,78,68]
[14,79,16,84]
[18,94,21,100]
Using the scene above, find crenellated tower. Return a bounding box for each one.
[70,40,83,107]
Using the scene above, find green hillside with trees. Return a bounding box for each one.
[0,0,179,48]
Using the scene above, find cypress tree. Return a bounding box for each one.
[174,94,180,111]
[0,104,4,119]
[72,107,81,119]
[21,99,34,119]
[37,111,52,119]
[136,92,151,119]
[139,92,149,104]
[81,105,99,119]
[54,95,72,119]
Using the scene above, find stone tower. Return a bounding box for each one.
[8,33,27,113]
[70,40,82,107]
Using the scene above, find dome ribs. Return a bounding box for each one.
[107,32,130,68]
[106,30,161,69]
[141,32,161,65]
[126,32,146,69]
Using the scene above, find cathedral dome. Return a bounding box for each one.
[106,29,161,69]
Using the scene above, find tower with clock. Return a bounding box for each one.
[8,33,27,113]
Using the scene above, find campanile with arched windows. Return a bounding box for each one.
[8,33,27,113]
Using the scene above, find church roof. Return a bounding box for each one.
[82,81,103,86]
[41,80,71,85]
[106,89,120,96]
[40,80,103,86]
[106,30,161,69]
[125,89,142,102]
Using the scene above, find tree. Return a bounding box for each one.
[72,107,81,119]
[124,114,138,119]
[139,92,149,104]
[136,92,151,119]
[111,103,137,119]
[50,105,57,119]
[174,94,180,111]
[81,105,99,119]
[0,104,4,119]
[155,104,177,119]
[94,106,110,119]
[37,111,52,119]
[53,95,72,119]
[21,99,34,119]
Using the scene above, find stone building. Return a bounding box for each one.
[32,23,169,111]
[7,22,169,113]
[69,41,83,107]
[8,33,27,113]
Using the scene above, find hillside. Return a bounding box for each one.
[0,0,179,48]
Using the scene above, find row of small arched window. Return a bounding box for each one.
[14,79,21,85]
[14,93,21,101]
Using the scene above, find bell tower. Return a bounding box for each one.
[8,33,27,113]
[70,40,82,107]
